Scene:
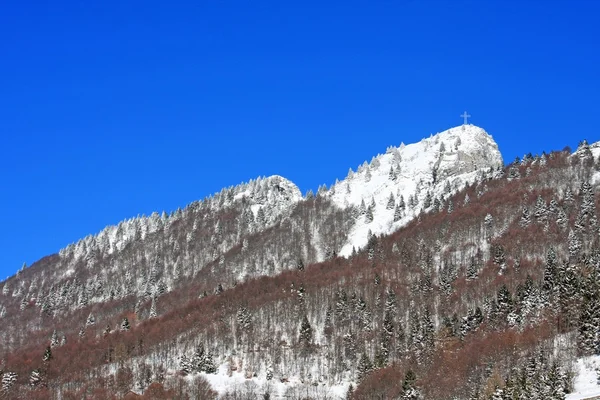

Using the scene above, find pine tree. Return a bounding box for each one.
[520,207,531,228]
[191,345,205,372]
[299,315,313,347]
[120,317,130,331]
[1,372,17,397]
[29,369,43,387]
[466,256,478,281]
[179,354,193,375]
[236,307,252,334]
[202,352,217,374]
[346,384,354,400]
[149,297,158,318]
[50,330,59,348]
[365,206,374,223]
[534,195,548,224]
[568,229,581,259]
[556,207,568,230]
[394,204,403,222]
[423,191,432,209]
[266,362,273,381]
[356,353,373,382]
[401,369,420,400]
[386,193,395,210]
[43,346,52,362]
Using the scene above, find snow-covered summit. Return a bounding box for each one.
[325,124,503,256]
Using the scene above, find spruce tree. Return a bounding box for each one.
[120,317,130,331]
[386,193,395,210]
[401,369,420,400]
[356,353,373,382]
[299,315,313,347]
[520,207,531,228]
[43,346,52,362]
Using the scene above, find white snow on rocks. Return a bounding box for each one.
[324,124,503,257]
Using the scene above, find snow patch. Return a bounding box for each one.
[567,355,600,400]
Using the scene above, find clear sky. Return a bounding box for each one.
[1,0,599,278]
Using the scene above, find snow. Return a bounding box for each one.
[567,355,600,400]
[200,363,350,399]
[324,124,503,257]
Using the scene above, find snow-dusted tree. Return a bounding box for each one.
[236,306,252,334]
[179,354,192,375]
[120,317,130,331]
[43,346,52,362]
[299,315,313,347]
[423,191,432,209]
[394,204,403,222]
[149,297,158,319]
[191,345,205,372]
[484,213,494,233]
[356,353,373,382]
[520,207,531,228]
[556,207,568,230]
[564,187,575,206]
[389,166,398,181]
[401,369,421,400]
[50,330,59,348]
[29,368,43,387]
[568,229,581,259]
[1,372,17,396]
[534,195,548,224]
[365,167,372,182]
[386,193,395,210]
[365,205,374,223]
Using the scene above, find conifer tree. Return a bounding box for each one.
[43,346,52,362]
[401,369,420,400]
[299,315,313,347]
[394,204,403,222]
[534,195,548,224]
[50,330,59,348]
[29,369,42,387]
[356,353,373,382]
[466,256,478,281]
[365,205,374,223]
[386,193,395,210]
[520,207,531,228]
[149,297,158,319]
[120,317,130,331]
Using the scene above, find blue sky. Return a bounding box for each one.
[1,0,599,278]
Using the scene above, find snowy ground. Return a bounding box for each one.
[567,355,600,400]
[200,364,350,399]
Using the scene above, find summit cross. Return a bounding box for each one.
[461,111,471,125]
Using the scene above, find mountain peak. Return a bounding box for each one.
[326,124,503,256]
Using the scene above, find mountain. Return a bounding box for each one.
[326,124,503,256]
[1,125,599,400]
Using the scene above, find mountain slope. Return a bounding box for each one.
[326,124,503,256]
[13,125,600,400]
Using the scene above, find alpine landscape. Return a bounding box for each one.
[4,122,600,399]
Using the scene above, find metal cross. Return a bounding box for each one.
[461,111,471,125]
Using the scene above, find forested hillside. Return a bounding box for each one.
[2,129,600,399]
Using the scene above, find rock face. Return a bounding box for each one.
[325,124,503,256]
